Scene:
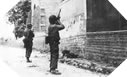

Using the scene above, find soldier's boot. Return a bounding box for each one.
[26,57,32,63]
[49,69,61,75]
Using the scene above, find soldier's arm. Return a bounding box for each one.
[56,20,65,30]
[32,31,35,37]
[31,28,35,37]
[24,30,29,39]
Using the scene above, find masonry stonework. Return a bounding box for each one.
[60,31,127,67]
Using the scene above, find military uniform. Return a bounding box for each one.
[24,24,34,62]
[48,24,64,71]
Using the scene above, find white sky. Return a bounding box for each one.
[0,1,21,77]
[0,0,20,38]
[109,0,127,20]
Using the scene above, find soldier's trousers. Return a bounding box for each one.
[25,41,33,58]
[25,47,32,58]
[49,43,59,70]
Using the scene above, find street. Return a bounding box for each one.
[0,45,107,77]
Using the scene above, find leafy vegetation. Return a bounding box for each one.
[7,0,31,39]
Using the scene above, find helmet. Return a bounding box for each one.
[27,24,32,29]
[49,15,57,24]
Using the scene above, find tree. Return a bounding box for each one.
[7,0,31,39]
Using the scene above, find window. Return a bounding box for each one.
[34,4,36,9]
[41,8,45,14]
[40,16,46,24]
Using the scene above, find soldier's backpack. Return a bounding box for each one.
[45,36,50,44]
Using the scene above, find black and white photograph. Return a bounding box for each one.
[0,0,127,77]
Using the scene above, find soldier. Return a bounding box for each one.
[24,24,35,63]
[48,15,65,74]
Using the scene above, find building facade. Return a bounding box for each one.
[31,0,61,32]
[58,0,87,38]
[87,0,127,32]
[30,0,127,69]
[60,0,127,68]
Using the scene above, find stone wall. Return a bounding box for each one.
[60,30,127,67]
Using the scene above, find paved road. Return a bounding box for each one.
[0,46,107,77]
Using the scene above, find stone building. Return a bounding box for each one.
[59,0,127,68]
[58,0,86,38]
[31,0,61,32]
[30,0,127,68]
[87,0,127,32]
[31,0,127,33]
[58,0,127,37]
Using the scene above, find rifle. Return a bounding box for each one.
[56,9,61,25]
[56,9,61,20]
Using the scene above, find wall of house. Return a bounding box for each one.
[60,30,127,67]
[60,0,127,67]
[86,0,127,32]
[32,5,41,31]
[26,10,32,25]
[31,0,60,32]
[59,0,86,38]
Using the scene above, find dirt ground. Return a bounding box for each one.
[0,46,107,77]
